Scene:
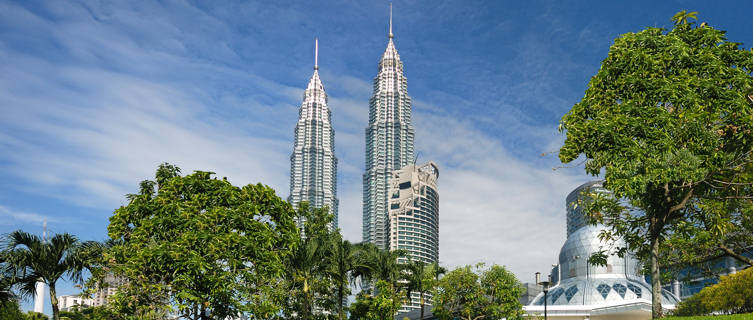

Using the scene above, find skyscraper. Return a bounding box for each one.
[289,39,339,227]
[363,6,415,249]
[388,162,439,265]
[389,162,439,313]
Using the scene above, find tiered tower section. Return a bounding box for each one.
[289,39,339,227]
[363,17,415,249]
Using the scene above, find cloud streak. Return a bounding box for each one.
[0,1,596,285]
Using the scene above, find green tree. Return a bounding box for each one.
[0,260,16,305]
[357,245,405,291]
[662,197,753,278]
[671,10,698,25]
[1,231,99,320]
[106,163,299,319]
[23,312,48,320]
[675,267,753,315]
[0,299,25,320]
[403,260,435,320]
[282,203,336,320]
[348,280,402,320]
[432,264,523,320]
[558,12,753,318]
[325,235,368,320]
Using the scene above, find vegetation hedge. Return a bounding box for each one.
[674,267,753,316]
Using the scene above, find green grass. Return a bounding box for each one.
[666,314,753,320]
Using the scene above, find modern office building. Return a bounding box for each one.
[525,181,679,320]
[664,252,750,300]
[388,162,439,313]
[363,7,415,250]
[289,39,339,227]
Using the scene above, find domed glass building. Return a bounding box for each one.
[526,181,679,320]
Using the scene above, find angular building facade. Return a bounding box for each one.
[388,162,440,265]
[389,162,440,313]
[289,39,339,227]
[363,17,415,249]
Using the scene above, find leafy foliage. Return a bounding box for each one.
[325,234,369,320]
[432,264,523,320]
[282,203,338,320]
[348,280,402,320]
[105,163,299,319]
[0,299,25,320]
[675,267,753,315]
[1,231,100,320]
[558,12,753,318]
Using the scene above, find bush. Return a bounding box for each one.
[674,293,710,316]
[674,267,753,316]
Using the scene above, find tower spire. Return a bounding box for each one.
[314,37,319,70]
[389,3,393,39]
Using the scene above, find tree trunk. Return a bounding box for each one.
[338,281,344,320]
[200,303,210,320]
[49,282,60,320]
[420,292,425,320]
[650,232,663,319]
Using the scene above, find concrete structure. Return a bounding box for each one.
[92,273,126,307]
[525,181,679,320]
[363,5,415,250]
[58,294,94,312]
[520,282,544,305]
[33,280,44,313]
[388,162,439,313]
[289,38,339,227]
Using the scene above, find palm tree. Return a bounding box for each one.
[2,230,100,320]
[1,253,17,305]
[425,262,446,319]
[326,236,371,320]
[286,235,327,320]
[402,260,426,319]
[671,10,698,25]
[284,203,335,320]
[0,275,16,305]
[358,245,405,290]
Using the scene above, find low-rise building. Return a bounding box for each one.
[58,294,94,311]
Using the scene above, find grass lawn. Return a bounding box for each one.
[666,314,753,320]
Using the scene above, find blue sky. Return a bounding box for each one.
[2,0,752,313]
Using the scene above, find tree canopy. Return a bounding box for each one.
[432,264,523,320]
[105,163,299,319]
[559,12,753,318]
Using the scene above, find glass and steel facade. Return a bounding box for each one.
[289,45,338,227]
[531,181,679,309]
[565,180,607,238]
[362,33,415,249]
[389,162,439,313]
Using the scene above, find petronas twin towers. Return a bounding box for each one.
[289,10,433,280]
[288,39,339,226]
[362,27,415,249]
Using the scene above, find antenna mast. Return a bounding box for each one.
[314,37,319,70]
[389,3,393,39]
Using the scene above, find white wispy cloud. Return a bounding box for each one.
[0,205,54,226]
[0,0,594,284]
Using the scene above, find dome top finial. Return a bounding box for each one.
[389,3,393,39]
